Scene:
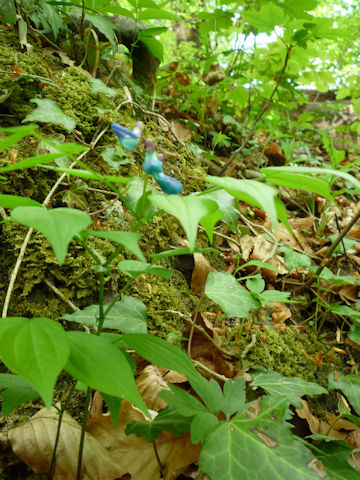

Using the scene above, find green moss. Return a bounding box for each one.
[227,325,344,387]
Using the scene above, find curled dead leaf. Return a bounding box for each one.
[8,407,122,480]
[87,401,201,480]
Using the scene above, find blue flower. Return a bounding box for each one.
[111,122,143,151]
[142,139,163,175]
[153,172,183,195]
[141,139,183,194]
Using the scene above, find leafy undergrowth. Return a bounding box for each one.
[0,6,360,480]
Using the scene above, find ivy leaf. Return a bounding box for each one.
[126,405,191,442]
[23,99,76,133]
[328,372,360,416]
[251,371,327,408]
[200,397,322,480]
[205,271,260,318]
[307,437,359,480]
[11,206,91,265]
[277,245,312,270]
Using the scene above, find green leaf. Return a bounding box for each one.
[0,153,67,174]
[0,0,16,23]
[118,260,172,279]
[277,245,312,270]
[84,230,145,262]
[139,9,176,20]
[62,296,147,334]
[201,190,239,232]
[85,14,118,49]
[150,246,218,261]
[261,170,333,200]
[23,99,76,133]
[205,271,260,318]
[101,146,129,172]
[89,78,117,99]
[251,371,327,408]
[258,290,292,305]
[0,317,69,407]
[149,193,220,251]
[126,405,191,442]
[138,27,168,37]
[11,207,91,265]
[122,334,204,393]
[238,260,278,272]
[200,397,322,480]
[0,124,38,150]
[328,304,360,322]
[222,379,247,418]
[328,372,360,416]
[246,274,265,294]
[0,195,41,208]
[261,166,360,194]
[307,438,359,480]
[160,385,208,418]
[242,5,289,34]
[101,393,122,427]
[206,177,279,230]
[190,411,220,444]
[65,331,147,414]
[0,374,39,415]
[39,0,64,39]
[140,36,164,61]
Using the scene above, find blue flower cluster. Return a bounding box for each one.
[111,122,183,195]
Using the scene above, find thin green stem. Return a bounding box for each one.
[103,279,134,318]
[76,387,92,480]
[49,381,77,476]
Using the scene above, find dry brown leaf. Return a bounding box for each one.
[8,407,122,480]
[239,235,288,280]
[136,365,171,411]
[339,284,360,304]
[296,400,344,440]
[183,313,239,378]
[191,253,214,292]
[271,302,292,323]
[86,401,201,480]
[169,120,192,141]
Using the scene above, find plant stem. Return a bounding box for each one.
[76,387,92,480]
[49,381,77,476]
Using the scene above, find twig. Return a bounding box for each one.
[218,46,292,176]
[43,278,79,312]
[296,208,360,293]
[192,360,229,382]
[241,333,257,358]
